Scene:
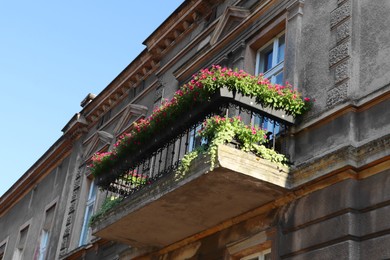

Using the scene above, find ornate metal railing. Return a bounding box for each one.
[96,88,293,199]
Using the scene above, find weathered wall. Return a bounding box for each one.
[1,0,390,259]
[144,169,390,260]
[357,0,390,98]
[0,156,72,260]
[280,169,390,259]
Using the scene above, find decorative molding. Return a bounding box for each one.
[59,169,83,257]
[328,0,351,108]
[286,0,304,21]
[97,131,114,144]
[330,0,351,29]
[326,82,348,107]
[292,134,390,187]
[113,104,148,137]
[0,136,72,217]
[336,19,350,43]
[329,41,350,67]
[335,60,350,83]
[78,0,211,132]
[210,6,250,46]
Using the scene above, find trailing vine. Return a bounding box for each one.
[90,115,291,225]
[89,66,313,177]
[175,115,289,177]
[89,196,122,226]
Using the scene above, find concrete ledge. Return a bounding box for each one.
[91,145,290,248]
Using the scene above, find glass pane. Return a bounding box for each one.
[264,50,273,72]
[80,204,94,245]
[188,128,196,152]
[253,115,262,127]
[264,253,272,260]
[274,71,284,85]
[38,231,49,260]
[88,181,97,200]
[188,124,204,152]
[12,250,22,260]
[277,34,285,64]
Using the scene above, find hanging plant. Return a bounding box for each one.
[88,66,313,177]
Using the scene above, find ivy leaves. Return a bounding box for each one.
[176,116,289,178]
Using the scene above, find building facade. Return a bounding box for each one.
[1,0,390,259]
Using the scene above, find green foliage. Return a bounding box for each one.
[91,115,291,222]
[197,115,288,170]
[175,115,289,178]
[89,196,122,226]
[252,144,289,165]
[175,147,204,180]
[89,65,313,177]
[120,170,149,187]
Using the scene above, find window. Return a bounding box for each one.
[36,204,56,260]
[251,115,281,146]
[241,249,271,260]
[0,240,7,260]
[255,32,285,85]
[188,124,206,152]
[79,180,97,246]
[37,231,49,260]
[13,224,29,260]
[252,33,286,141]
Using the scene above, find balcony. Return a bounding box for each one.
[89,66,311,248]
[91,144,289,247]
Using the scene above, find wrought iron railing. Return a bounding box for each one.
[96,88,293,199]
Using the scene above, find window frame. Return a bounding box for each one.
[188,124,205,152]
[13,221,31,260]
[36,201,57,260]
[0,237,8,260]
[79,179,97,246]
[37,230,49,260]
[255,31,286,85]
[240,249,271,260]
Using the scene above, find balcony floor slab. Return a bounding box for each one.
[92,145,290,248]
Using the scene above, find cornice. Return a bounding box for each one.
[80,1,211,129]
[173,0,276,81]
[0,105,94,215]
[294,88,390,134]
[0,135,73,217]
[62,113,89,142]
[290,133,390,187]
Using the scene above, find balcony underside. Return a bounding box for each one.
[92,145,291,248]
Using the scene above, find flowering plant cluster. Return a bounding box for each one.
[121,170,150,187]
[89,170,149,226]
[199,115,287,169]
[89,152,116,178]
[196,65,313,116]
[200,115,267,149]
[89,195,122,225]
[89,66,313,177]
[176,115,288,178]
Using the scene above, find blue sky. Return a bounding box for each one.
[0,1,184,197]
